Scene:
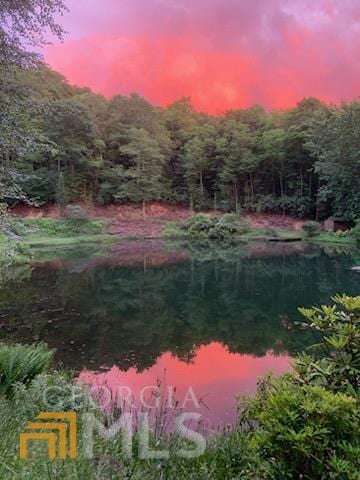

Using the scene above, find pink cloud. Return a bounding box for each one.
[46,0,360,112]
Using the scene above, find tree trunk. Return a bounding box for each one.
[234,181,239,213]
[249,172,255,204]
[142,198,146,220]
[280,168,285,217]
[190,195,194,214]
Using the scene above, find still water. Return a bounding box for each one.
[0,240,359,427]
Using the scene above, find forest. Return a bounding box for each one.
[1,1,360,223]
[1,64,360,221]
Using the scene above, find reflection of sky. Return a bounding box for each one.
[79,342,291,428]
[43,0,360,113]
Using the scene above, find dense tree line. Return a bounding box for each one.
[1,66,359,220]
[1,2,359,221]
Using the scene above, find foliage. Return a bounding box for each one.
[295,294,360,396]
[302,220,322,237]
[15,217,105,238]
[13,372,88,415]
[238,294,360,478]
[208,214,250,239]
[65,204,89,219]
[242,376,360,479]
[167,214,250,239]
[307,102,360,221]
[0,343,53,396]
[351,220,360,243]
[182,213,218,238]
[0,0,67,67]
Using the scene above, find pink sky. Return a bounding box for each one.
[46,0,360,113]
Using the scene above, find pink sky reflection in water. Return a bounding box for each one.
[79,342,291,428]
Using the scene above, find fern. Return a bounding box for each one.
[0,343,54,396]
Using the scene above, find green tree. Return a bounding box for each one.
[182,123,218,210]
[308,101,360,220]
[217,120,257,212]
[0,0,67,66]
[103,128,167,218]
[41,99,102,200]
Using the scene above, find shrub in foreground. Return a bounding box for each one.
[241,376,360,479]
[0,343,53,396]
[295,294,360,396]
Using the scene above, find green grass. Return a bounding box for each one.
[308,232,357,245]
[164,220,305,242]
[0,384,249,480]
[15,217,109,239]
[0,218,115,264]
[27,234,115,247]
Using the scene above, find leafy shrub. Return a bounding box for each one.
[209,214,250,239]
[65,204,89,219]
[242,376,360,479]
[174,213,250,239]
[183,214,218,238]
[295,294,360,396]
[0,343,54,396]
[302,220,322,237]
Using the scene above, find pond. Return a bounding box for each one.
[0,240,359,429]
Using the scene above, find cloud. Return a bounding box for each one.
[46,0,360,113]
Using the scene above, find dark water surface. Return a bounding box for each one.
[1,241,359,426]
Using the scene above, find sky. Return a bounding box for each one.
[45,0,360,114]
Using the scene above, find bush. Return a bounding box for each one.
[174,213,250,240]
[209,214,250,239]
[65,204,89,219]
[295,294,360,396]
[0,343,54,396]
[242,377,360,479]
[302,220,322,237]
[238,294,360,478]
[183,214,218,238]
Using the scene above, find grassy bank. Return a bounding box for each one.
[16,217,113,245]
[1,212,359,268]
[0,217,116,266]
[308,231,358,245]
[163,214,304,242]
[0,296,359,479]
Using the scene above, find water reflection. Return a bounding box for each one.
[0,241,358,423]
[79,342,291,427]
